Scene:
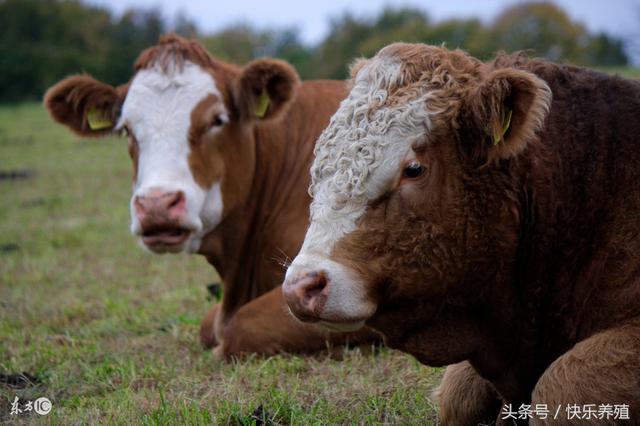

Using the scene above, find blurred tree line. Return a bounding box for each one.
[0,0,630,103]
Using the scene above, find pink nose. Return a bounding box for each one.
[283,271,329,322]
[134,190,186,223]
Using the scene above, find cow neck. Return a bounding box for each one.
[202,95,320,322]
[460,140,557,404]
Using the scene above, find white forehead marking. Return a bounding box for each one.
[118,60,221,143]
[300,56,436,256]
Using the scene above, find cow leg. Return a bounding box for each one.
[199,302,222,349]
[433,361,501,425]
[213,286,379,360]
[531,320,640,425]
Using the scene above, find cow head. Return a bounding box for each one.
[45,34,299,254]
[283,43,551,361]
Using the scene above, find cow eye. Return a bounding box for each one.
[211,114,229,128]
[403,162,425,179]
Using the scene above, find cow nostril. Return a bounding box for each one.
[167,191,185,211]
[302,273,327,305]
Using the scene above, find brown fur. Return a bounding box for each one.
[44,75,127,137]
[126,132,139,182]
[433,361,501,425]
[531,318,640,425]
[468,67,552,161]
[324,44,640,423]
[349,43,551,162]
[233,58,300,121]
[44,33,378,359]
[187,93,229,189]
[135,33,224,74]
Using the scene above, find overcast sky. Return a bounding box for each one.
[87,0,640,63]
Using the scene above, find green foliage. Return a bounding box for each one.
[476,1,632,67]
[0,0,167,101]
[101,8,165,85]
[0,0,633,103]
[585,33,630,66]
[484,2,588,62]
[0,0,113,101]
[200,25,313,76]
[305,8,489,79]
[304,3,631,80]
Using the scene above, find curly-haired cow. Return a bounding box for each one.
[284,43,640,424]
[44,34,375,359]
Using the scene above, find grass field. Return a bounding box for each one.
[2,65,637,425]
[0,103,442,425]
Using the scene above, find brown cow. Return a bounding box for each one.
[44,34,375,359]
[283,42,640,424]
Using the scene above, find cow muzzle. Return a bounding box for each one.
[283,261,376,332]
[133,189,193,252]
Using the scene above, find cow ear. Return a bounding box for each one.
[233,58,300,122]
[44,75,125,138]
[467,68,551,161]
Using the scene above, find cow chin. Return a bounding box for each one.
[318,319,367,332]
[143,239,187,254]
[138,230,192,254]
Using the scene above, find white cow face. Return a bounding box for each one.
[44,34,300,255]
[119,61,226,254]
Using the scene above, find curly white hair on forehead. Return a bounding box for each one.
[309,57,436,221]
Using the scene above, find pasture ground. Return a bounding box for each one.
[0,103,441,425]
[2,66,637,425]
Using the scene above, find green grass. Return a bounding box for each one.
[0,103,441,425]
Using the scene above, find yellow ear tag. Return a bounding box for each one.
[493,108,512,146]
[255,89,270,118]
[87,106,113,131]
